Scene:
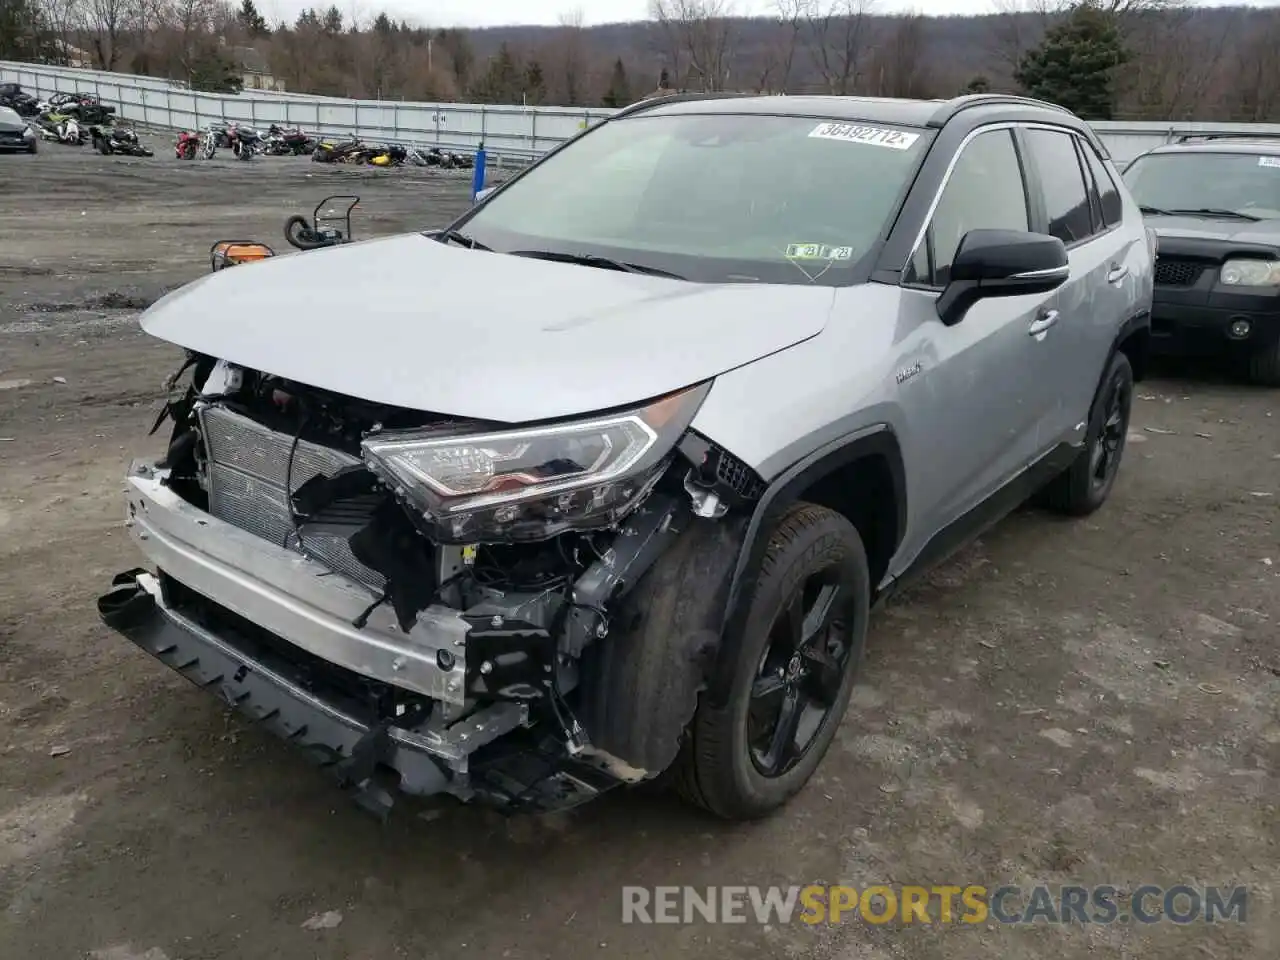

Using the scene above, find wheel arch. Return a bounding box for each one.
[706,424,907,707]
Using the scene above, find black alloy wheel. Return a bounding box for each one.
[1090,362,1132,493]
[748,569,853,778]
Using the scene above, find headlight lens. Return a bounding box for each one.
[362,382,711,542]
[22,125,34,139]
[1220,258,1280,287]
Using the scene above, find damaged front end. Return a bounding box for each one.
[99,353,761,817]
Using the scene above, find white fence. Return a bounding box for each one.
[5,59,1280,166]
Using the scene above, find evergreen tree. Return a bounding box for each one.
[1014,2,1130,120]
[472,42,522,103]
[238,0,270,38]
[961,74,991,95]
[320,5,343,35]
[191,51,244,93]
[524,60,546,104]
[602,58,632,107]
[372,12,394,35]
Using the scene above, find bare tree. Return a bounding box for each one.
[37,0,82,64]
[80,0,135,70]
[649,0,737,92]
[870,12,930,98]
[770,0,806,93]
[553,7,587,105]
[1121,3,1228,119]
[802,0,876,96]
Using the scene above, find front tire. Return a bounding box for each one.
[1246,339,1280,386]
[676,503,870,820]
[1041,350,1134,516]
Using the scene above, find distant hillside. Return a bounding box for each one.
[10,1,1280,121]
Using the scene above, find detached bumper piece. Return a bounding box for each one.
[99,569,452,818]
[98,569,624,817]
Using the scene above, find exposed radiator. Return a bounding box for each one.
[198,405,387,592]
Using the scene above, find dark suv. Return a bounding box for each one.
[1123,135,1280,384]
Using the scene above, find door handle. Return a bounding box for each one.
[1107,263,1129,284]
[1029,309,1060,337]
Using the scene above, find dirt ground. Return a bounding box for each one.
[0,143,1276,960]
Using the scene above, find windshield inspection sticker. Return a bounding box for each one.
[808,122,920,150]
[1259,156,1280,168]
[786,242,854,261]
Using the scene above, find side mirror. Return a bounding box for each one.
[473,186,496,204]
[936,228,1069,326]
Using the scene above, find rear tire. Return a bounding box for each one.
[1041,351,1134,516]
[675,503,870,820]
[1246,340,1280,386]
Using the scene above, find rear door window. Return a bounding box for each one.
[1081,141,1123,228]
[1024,128,1095,245]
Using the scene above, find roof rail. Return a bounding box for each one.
[609,91,759,121]
[928,94,1075,128]
[1174,132,1280,144]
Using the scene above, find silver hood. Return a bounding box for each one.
[141,233,835,423]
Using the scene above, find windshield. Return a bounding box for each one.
[455,113,930,285]
[1123,151,1280,219]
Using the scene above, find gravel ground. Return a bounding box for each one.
[0,142,1277,960]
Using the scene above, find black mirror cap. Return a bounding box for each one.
[950,228,1068,284]
[937,228,1069,326]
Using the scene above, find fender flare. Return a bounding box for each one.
[704,424,907,707]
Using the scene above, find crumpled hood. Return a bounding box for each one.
[1147,215,1280,248]
[141,234,834,423]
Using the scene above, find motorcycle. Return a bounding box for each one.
[367,143,407,167]
[34,111,86,145]
[283,195,360,250]
[311,135,365,163]
[91,125,153,157]
[175,130,200,160]
[264,124,315,156]
[229,124,263,160]
[418,146,473,169]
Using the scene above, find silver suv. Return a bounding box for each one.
[99,94,1154,821]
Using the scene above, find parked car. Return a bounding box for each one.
[98,93,1153,822]
[1122,134,1280,384]
[0,104,38,153]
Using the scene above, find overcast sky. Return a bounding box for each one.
[253,0,1280,30]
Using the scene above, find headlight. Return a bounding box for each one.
[361,382,711,543]
[22,125,34,139]
[1219,258,1280,287]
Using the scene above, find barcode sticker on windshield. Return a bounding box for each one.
[808,122,920,150]
[1259,156,1280,168]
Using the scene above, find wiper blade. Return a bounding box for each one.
[1169,207,1262,222]
[1139,204,1175,216]
[508,249,685,280]
[437,229,491,251]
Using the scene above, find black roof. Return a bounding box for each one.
[617,92,1080,131]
